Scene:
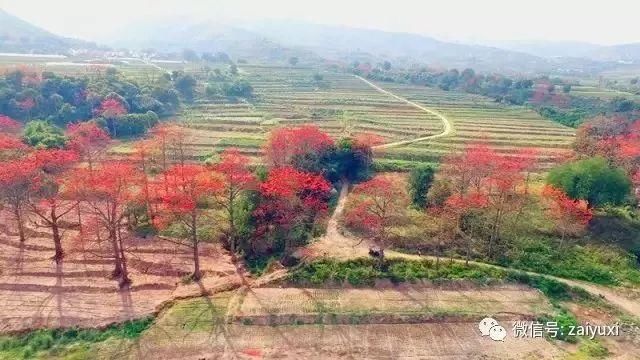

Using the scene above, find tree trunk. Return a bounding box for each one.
[109,228,123,279]
[51,222,64,262]
[14,206,26,242]
[191,214,202,280]
[228,200,236,254]
[117,228,131,288]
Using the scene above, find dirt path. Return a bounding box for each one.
[306,184,640,319]
[355,75,454,149]
[303,182,371,260]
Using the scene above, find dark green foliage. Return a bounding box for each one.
[537,106,588,127]
[290,137,375,184]
[0,317,153,359]
[171,71,197,102]
[22,120,66,149]
[222,79,253,98]
[0,69,181,130]
[547,157,633,207]
[408,165,435,208]
[97,111,159,137]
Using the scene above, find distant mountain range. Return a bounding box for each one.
[2,8,639,75]
[486,40,640,63]
[104,19,321,64]
[0,9,98,54]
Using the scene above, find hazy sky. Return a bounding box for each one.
[1,0,639,45]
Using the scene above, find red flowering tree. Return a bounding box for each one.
[76,162,143,287]
[149,124,190,189]
[430,192,489,265]
[154,165,223,280]
[132,139,157,222]
[213,148,255,253]
[0,133,28,161]
[542,186,593,246]
[97,98,127,118]
[26,149,80,261]
[66,122,111,172]
[96,97,127,137]
[18,97,36,119]
[0,115,21,134]
[344,175,408,262]
[254,167,332,256]
[263,125,334,167]
[0,115,26,161]
[0,158,39,242]
[440,142,538,259]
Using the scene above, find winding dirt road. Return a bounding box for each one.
[308,184,640,319]
[355,75,454,149]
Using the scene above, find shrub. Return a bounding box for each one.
[23,120,67,149]
[547,157,632,207]
[408,165,435,209]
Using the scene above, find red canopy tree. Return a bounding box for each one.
[75,162,142,287]
[430,192,489,265]
[96,97,127,137]
[26,149,80,261]
[66,122,111,172]
[132,139,158,223]
[263,125,334,167]
[542,186,593,246]
[154,164,223,280]
[0,158,39,242]
[0,115,27,161]
[440,142,538,259]
[213,148,255,253]
[149,124,189,189]
[254,166,332,256]
[344,174,409,262]
[0,115,21,133]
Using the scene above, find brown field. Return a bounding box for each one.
[94,284,565,359]
[0,210,245,333]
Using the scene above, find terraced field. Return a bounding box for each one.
[164,66,575,172]
[174,65,445,164]
[375,82,576,172]
[570,85,640,101]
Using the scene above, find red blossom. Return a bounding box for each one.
[0,115,21,133]
[96,98,127,118]
[263,125,334,166]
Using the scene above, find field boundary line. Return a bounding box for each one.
[354,75,454,149]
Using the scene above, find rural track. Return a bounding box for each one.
[354,75,454,149]
[311,183,640,320]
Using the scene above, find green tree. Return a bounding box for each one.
[23,121,67,149]
[408,165,435,209]
[547,157,632,207]
[172,73,197,102]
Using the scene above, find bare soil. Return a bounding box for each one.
[0,210,246,333]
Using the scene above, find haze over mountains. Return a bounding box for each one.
[2,8,639,75]
[0,9,98,53]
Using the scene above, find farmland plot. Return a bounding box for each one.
[174,65,445,163]
[97,285,563,359]
[373,82,576,172]
[0,210,245,334]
